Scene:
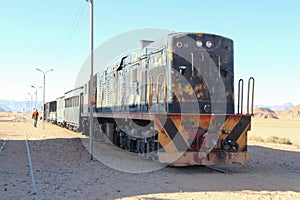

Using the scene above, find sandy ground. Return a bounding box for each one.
[0,112,300,200]
[250,118,300,145]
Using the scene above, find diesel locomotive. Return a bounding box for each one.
[45,32,254,166]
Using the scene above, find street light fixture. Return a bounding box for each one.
[31,85,42,110]
[36,68,54,129]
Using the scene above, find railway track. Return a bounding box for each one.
[201,165,233,175]
[0,139,7,153]
[24,131,40,200]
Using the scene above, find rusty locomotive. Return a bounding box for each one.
[45,32,254,166]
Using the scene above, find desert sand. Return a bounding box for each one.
[0,112,299,200]
[250,118,300,145]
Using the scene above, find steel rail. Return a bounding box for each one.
[24,131,40,200]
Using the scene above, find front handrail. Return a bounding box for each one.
[247,77,255,115]
[237,79,244,114]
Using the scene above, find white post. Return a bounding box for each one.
[86,0,94,160]
[42,73,45,129]
[36,68,54,129]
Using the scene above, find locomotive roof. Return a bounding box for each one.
[103,32,231,73]
[169,32,228,37]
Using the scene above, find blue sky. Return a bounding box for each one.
[0,0,299,106]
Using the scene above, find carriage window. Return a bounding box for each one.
[76,96,79,106]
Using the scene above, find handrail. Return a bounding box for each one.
[191,53,194,76]
[247,77,255,115]
[237,79,244,114]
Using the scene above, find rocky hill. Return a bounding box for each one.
[275,104,300,120]
[254,104,300,120]
[253,108,279,119]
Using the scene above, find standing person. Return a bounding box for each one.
[32,109,39,127]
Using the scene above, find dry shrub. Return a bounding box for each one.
[278,137,292,145]
[266,135,292,145]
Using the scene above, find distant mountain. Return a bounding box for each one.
[254,103,294,111]
[276,104,300,120]
[253,104,300,120]
[253,107,279,119]
[0,107,6,112]
[267,103,294,111]
[0,99,42,112]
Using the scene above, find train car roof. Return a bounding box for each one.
[56,95,65,100]
[64,86,84,95]
[45,100,57,104]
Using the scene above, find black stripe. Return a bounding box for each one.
[158,142,165,152]
[159,117,190,151]
[226,116,251,142]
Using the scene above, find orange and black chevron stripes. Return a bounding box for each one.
[236,121,251,151]
[155,118,177,152]
[222,115,243,133]
[156,116,190,152]
[156,114,252,155]
[224,115,251,151]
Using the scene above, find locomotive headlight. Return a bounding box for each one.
[205,40,213,48]
[196,40,203,47]
[176,42,183,48]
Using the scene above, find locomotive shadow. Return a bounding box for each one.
[77,137,300,198]
[1,138,299,199]
[80,137,167,173]
[152,145,300,192]
[113,145,300,200]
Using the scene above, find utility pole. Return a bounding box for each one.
[36,68,54,129]
[86,0,94,160]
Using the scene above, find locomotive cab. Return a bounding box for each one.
[167,33,234,114]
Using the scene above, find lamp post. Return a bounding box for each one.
[86,0,94,160]
[31,85,42,110]
[28,92,32,112]
[36,68,54,129]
